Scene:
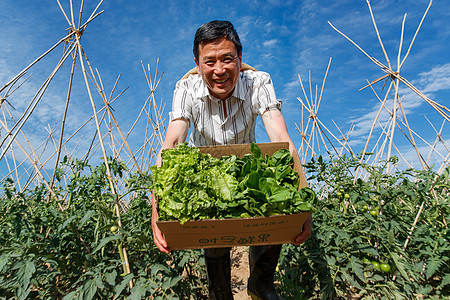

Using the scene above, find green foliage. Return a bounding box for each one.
[1,153,448,299]
[0,158,208,299]
[278,154,449,299]
[151,142,315,224]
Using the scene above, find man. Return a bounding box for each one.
[151,20,312,300]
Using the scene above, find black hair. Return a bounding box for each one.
[193,20,242,61]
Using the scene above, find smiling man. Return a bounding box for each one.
[151,20,312,300]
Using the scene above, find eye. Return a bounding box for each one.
[223,58,233,63]
[204,60,215,66]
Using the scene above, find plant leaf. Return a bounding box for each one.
[349,256,365,281]
[92,235,122,254]
[426,257,441,279]
[114,273,134,299]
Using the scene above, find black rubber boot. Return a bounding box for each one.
[247,245,284,300]
[204,248,233,300]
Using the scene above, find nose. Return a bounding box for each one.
[213,61,226,75]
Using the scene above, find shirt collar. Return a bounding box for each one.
[194,73,246,102]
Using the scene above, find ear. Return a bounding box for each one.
[237,52,242,70]
[195,57,201,74]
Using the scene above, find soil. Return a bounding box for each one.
[230,246,252,300]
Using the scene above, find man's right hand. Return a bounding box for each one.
[151,193,170,253]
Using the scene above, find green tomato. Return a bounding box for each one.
[362,205,368,212]
[110,225,119,233]
[369,209,378,217]
[362,258,370,263]
[336,191,342,197]
[344,193,350,199]
[380,263,391,273]
[371,261,380,270]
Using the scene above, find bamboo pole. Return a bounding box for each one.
[329,12,450,123]
[80,49,142,173]
[0,116,61,207]
[365,0,391,70]
[56,0,72,27]
[352,82,394,182]
[402,201,425,253]
[294,60,351,164]
[74,28,133,287]
[1,97,59,187]
[438,152,450,175]
[396,96,429,169]
[51,50,78,188]
[0,43,77,160]
[425,119,447,163]
[0,36,74,95]
[367,80,441,167]
[0,5,103,95]
[399,0,433,68]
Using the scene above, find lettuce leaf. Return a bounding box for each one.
[151,142,315,223]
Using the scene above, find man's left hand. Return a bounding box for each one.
[293,214,312,245]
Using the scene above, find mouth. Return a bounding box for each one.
[213,78,228,84]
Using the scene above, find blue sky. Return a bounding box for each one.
[0,0,449,175]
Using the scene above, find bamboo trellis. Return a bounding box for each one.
[295,0,448,177]
[295,0,448,255]
[0,0,167,289]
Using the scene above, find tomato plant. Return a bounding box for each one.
[0,158,208,299]
[0,153,449,299]
[278,154,450,299]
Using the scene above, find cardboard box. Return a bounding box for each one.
[156,142,311,250]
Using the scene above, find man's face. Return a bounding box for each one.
[195,38,242,100]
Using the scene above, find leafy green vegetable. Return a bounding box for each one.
[151,143,315,223]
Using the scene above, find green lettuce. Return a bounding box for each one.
[151,142,315,223]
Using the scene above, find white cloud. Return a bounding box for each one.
[0,59,14,89]
[263,21,275,33]
[415,63,450,93]
[263,39,278,47]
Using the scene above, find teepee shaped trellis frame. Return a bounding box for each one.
[295,0,448,252]
[328,0,449,174]
[0,0,167,288]
[296,0,448,178]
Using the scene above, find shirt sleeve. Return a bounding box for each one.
[169,79,193,122]
[253,72,282,116]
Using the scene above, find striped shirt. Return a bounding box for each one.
[169,70,282,146]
